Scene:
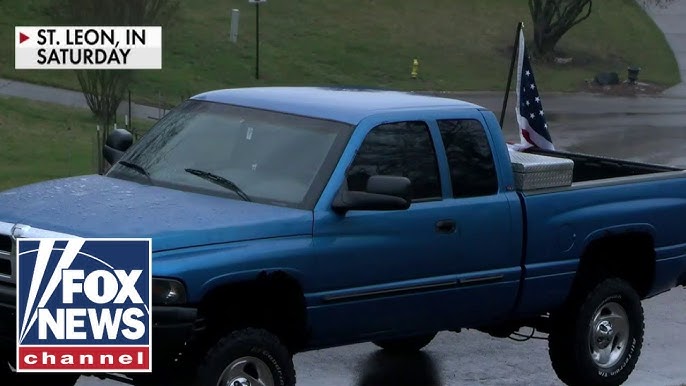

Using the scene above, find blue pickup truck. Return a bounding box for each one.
[1,87,686,386]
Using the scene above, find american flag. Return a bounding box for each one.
[512,29,554,151]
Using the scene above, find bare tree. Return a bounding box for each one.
[75,70,133,132]
[48,0,179,134]
[528,0,593,58]
[529,0,677,58]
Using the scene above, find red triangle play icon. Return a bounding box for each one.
[19,32,29,44]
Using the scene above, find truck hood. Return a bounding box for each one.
[0,175,312,251]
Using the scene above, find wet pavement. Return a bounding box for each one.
[70,91,686,386]
[0,78,164,121]
[438,91,686,167]
[77,290,686,386]
[289,289,686,386]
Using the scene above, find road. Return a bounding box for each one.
[457,91,686,168]
[288,289,686,386]
[69,91,686,386]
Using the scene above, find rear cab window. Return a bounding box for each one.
[436,119,498,198]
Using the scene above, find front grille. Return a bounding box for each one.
[0,235,10,253]
[0,234,13,284]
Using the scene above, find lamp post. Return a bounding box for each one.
[249,0,267,80]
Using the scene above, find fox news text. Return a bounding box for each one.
[16,238,152,372]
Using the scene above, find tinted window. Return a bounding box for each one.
[437,119,498,197]
[347,121,441,200]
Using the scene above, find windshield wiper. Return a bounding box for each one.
[117,161,152,183]
[184,168,251,202]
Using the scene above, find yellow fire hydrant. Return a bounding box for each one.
[411,58,419,79]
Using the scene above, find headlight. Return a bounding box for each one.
[151,278,187,305]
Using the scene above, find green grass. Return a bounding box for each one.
[0,0,680,106]
[0,96,96,190]
[0,96,152,191]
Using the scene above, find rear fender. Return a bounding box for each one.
[581,223,657,249]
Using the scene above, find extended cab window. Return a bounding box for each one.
[437,119,498,198]
[347,121,441,201]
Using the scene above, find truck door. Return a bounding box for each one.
[309,117,521,344]
[429,117,522,326]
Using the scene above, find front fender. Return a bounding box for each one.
[151,236,313,303]
[198,267,307,299]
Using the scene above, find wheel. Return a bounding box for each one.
[372,332,437,353]
[548,278,644,386]
[1,359,80,386]
[194,328,296,386]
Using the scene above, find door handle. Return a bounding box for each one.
[435,219,456,234]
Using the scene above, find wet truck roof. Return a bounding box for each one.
[191,87,484,125]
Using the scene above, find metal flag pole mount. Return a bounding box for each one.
[499,22,524,129]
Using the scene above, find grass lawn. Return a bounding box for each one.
[0,96,152,191]
[1,0,680,106]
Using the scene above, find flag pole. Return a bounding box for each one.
[499,21,524,129]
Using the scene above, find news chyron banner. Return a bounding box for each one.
[15,26,161,69]
[16,238,152,372]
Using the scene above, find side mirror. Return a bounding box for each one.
[332,175,412,214]
[103,128,134,165]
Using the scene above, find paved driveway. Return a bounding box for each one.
[293,289,686,386]
[76,289,686,386]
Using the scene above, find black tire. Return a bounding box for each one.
[548,278,644,386]
[0,360,80,386]
[372,332,437,353]
[194,328,295,386]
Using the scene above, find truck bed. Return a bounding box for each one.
[513,147,686,316]
[526,148,682,183]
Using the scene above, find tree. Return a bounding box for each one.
[47,0,179,169]
[529,0,676,58]
[528,0,593,58]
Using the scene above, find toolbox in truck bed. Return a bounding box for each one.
[508,149,574,191]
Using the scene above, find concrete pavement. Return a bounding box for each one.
[0,78,163,121]
[77,288,686,386]
[292,289,686,386]
[643,1,686,97]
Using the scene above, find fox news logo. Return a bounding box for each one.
[16,238,152,372]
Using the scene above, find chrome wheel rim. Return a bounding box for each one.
[218,356,275,386]
[588,301,630,368]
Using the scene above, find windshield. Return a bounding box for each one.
[106,100,353,209]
